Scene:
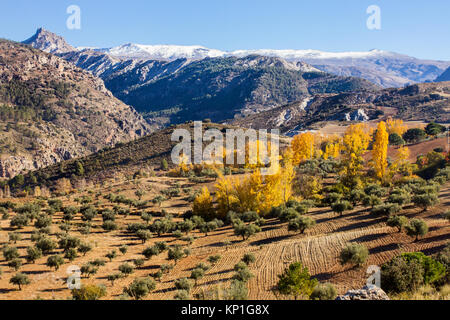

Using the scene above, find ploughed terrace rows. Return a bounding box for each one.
[0,180,448,300]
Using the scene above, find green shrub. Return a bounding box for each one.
[242,253,256,266]
[2,246,19,261]
[339,243,369,267]
[276,262,318,300]
[72,284,106,300]
[371,203,400,216]
[387,215,409,233]
[175,278,193,293]
[381,252,445,293]
[174,290,190,300]
[10,273,30,290]
[288,216,316,234]
[310,283,337,300]
[118,263,134,276]
[46,255,64,271]
[26,246,42,263]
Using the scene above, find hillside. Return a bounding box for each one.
[24,29,380,127]
[118,55,379,124]
[10,122,290,192]
[231,81,450,135]
[436,67,450,82]
[0,39,152,178]
[0,135,448,300]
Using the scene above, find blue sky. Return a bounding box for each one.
[1,0,449,60]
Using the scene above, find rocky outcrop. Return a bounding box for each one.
[336,286,390,300]
[0,39,153,178]
[23,28,76,54]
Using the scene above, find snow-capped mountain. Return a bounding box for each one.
[102,43,226,60]
[22,28,75,54]
[99,44,393,61]
[94,45,450,88]
[22,28,450,88]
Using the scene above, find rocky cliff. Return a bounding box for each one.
[0,39,152,177]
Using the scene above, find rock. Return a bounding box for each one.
[336,285,390,300]
[345,109,369,122]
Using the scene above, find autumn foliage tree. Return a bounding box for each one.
[192,187,214,219]
[291,133,317,165]
[386,118,407,137]
[372,121,389,180]
[340,124,371,187]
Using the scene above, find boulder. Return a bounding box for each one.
[336,285,390,300]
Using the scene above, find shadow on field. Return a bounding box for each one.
[0,288,16,294]
[334,217,386,233]
[41,287,66,292]
[422,244,447,256]
[206,269,233,276]
[420,233,450,244]
[249,234,292,246]
[353,232,389,243]
[368,243,399,255]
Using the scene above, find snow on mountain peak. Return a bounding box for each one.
[104,43,226,60]
[231,48,391,60]
[100,43,392,62]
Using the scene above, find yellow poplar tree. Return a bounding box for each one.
[390,146,412,177]
[263,149,295,212]
[193,187,214,219]
[386,118,407,136]
[291,132,316,165]
[323,142,341,160]
[215,174,239,217]
[233,170,264,214]
[372,121,389,180]
[341,124,371,186]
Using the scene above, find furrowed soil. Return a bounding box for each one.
[0,141,448,300]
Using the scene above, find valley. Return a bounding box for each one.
[0,23,448,302]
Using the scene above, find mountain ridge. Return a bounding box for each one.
[436,67,450,82]
[22,28,450,88]
[230,81,450,135]
[0,39,152,178]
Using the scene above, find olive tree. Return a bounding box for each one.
[276,262,318,300]
[46,255,65,271]
[405,219,429,242]
[10,273,30,290]
[288,216,316,234]
[123,277,156,300]
[387,215,409,233]
[339,243,369,268]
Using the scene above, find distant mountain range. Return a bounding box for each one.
[0,28,446,180]
[23,28,382,126]
[99,44,450,88]
[24,28,450,89]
